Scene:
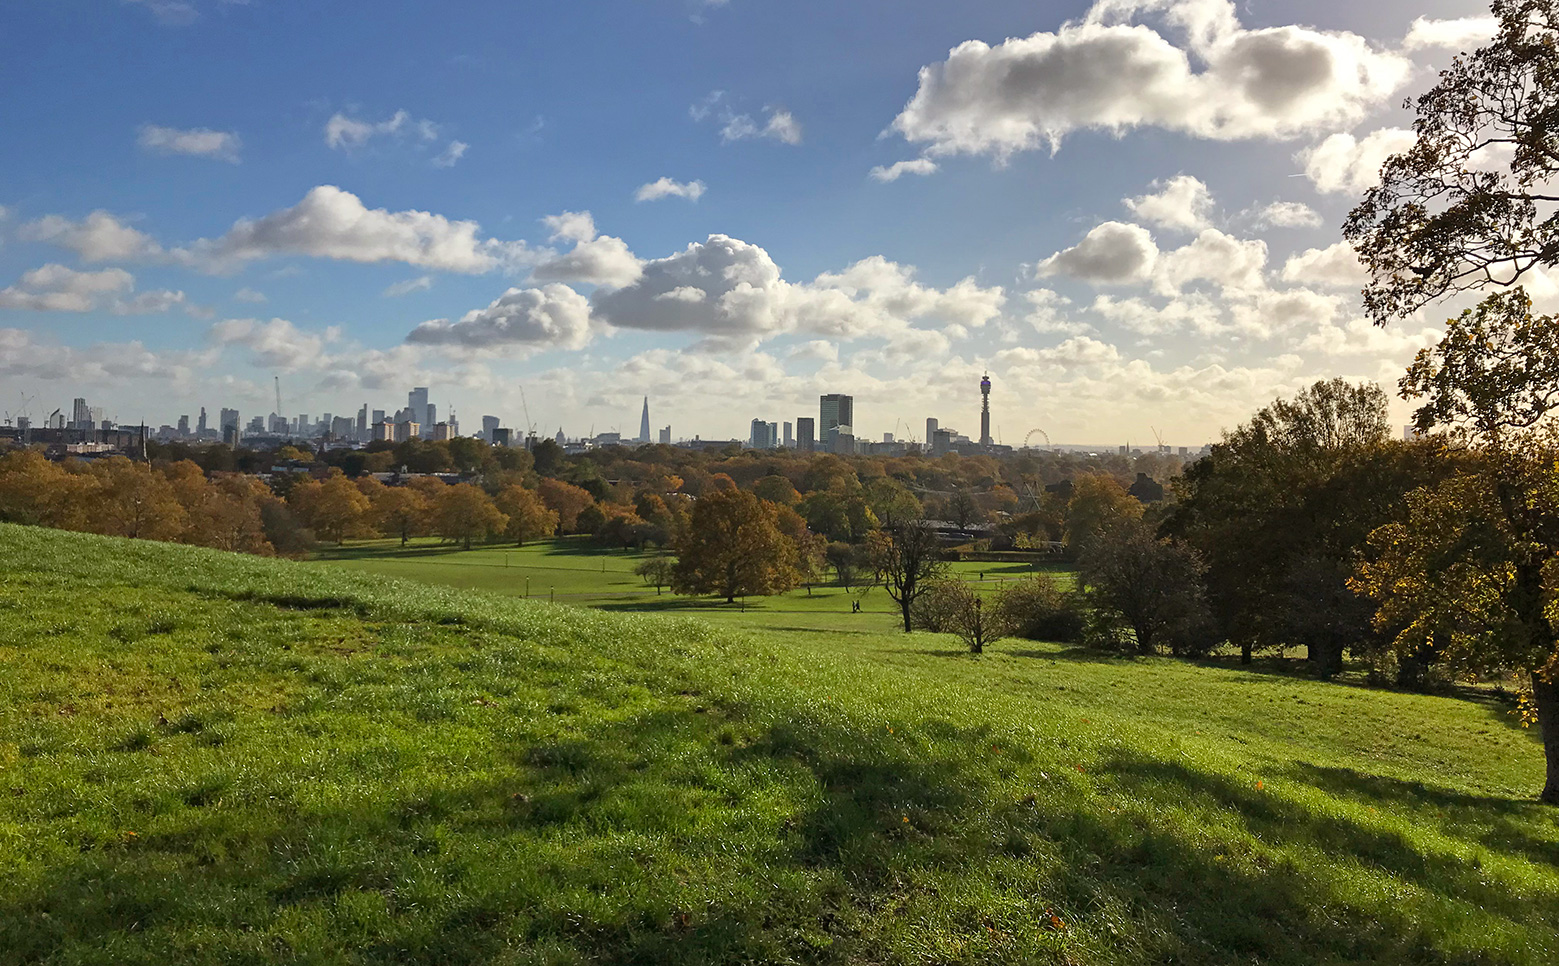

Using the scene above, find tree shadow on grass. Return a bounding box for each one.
[5,696,1557,965]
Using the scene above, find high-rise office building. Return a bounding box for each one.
[197,407,208,435]
[926,417,938,446]
[658,426,671,445]
[219,408,239,432]
[480,415,499,441]
[357,405,368,440]
[177,415,190,437]
[71,398,90,429]
[796,417,816,452]
[750,419,777,449]
[409,387,429,421]
[371,409,385,426]
[820,394,853,435]
[422,403,437,438]
[783,422,793,447]
[639,398,651,443]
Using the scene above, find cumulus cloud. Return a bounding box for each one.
[541,211,598,245]
[325,109,439,149]
[1280,241,1368,288]
[1023,288,1091,335]
[432,140,468,168]
[233,287,267,303]
[210,317,340,370]
[530,212,644,289]
[1124,175,1214,232]
[138,124,241,162]
[113,289,190,315]
[406,284,593,351]
[890,0,1410,161]
[1254,200,1323,228]
[177,185,536,274]
[0,264,134,312]
[1036,222,1158,285]
[635,177,707,202]
[869,159,939,183]
[1154,228,1267,294]
[1299,127,1416,194]
[1402,16,1497,52]
[19,211,165,262]
[383,276,433,298]
[0,327,211,385]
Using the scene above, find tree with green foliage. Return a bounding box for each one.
[1064,475,1143,560]
[868,519,947,633]
[1352,291,1559,804]
[1079,519,1212,657]
[918,580,1016,654]
[634,554,674,595]
[672,488,799,603]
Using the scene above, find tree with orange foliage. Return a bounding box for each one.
[537,478,596,534]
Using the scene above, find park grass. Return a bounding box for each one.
[2,523,1558,965]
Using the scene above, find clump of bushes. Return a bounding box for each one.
[912,574,1085,652]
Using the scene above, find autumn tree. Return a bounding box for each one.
[1352,292,1559,804]
[1080,519,1213,657]
[89,458,187,541]
[371,485,430,546]
[1064,475,1143,560]
[494,485,558,546]
[426,484,506,550]
[537,478,596,534]
[1346,0,1559,324]
[868,519,948,632]
[672,488,799,603]
[289,472,373,545]
[919,580,1016,654]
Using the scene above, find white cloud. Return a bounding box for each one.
[869,159,939,183]
[124,0,200,26]
[1092,292,1223,336]
[541,211,598,244]
[178,185,534,274]
[432,141,468,168]
[406,284,594,352]
[1124,175,1214,232]
[1154,228,1267,295]
[531,235,645,289]
[1402,16,1497,52]
[1280,240,1368,288]
[693,93,803,145]
[788,340,838,363]
[113,289,189,315]
[1023,288,1091,335]
[1036,221,1158,285]
[1299,127,1416,194]
[20,211,165,262]
[890,0,1410,161]
[1254,200,1323,229]
[0,264,134,312]
[383,276,434,298]
[233,287,267,303]
[635,177,707,202]
[324,109,438,150]
[138,124,241,162]
[210,317,339,371]
[0,327,211,385]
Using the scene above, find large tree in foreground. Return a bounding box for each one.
[672,489,800,603]
[1345,0,1559,325]
[1352,293,1559,804]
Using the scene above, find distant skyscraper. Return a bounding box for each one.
[783,421,793,448]
[422,403,437,438]
[750,419,769,449]
[482,415,500,441]
[796,417,816,452]
[979,373,992,447]
[197,407,208,435]
[71,397,90,429]
[926,417,938,446]
[372,409,385,426]
[409,387,429,427]
[219,408,239,432]
[820,394,853,435]
[356,405,368,440]
[639,397,651,443]
[177,415,190,437]
[658,425,671,445]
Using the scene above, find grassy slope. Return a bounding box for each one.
[1,524,1556,965]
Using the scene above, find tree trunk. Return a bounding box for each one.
[901,599,912,633]
[1534,673,1559,806]
[1240,641,1252,665]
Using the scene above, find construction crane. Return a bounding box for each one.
[518,386,538,439]
[1150,426,1169,454]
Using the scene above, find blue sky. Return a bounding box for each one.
[0,0,1508,445]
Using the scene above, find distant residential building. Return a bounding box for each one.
[394,420,419,442]
[749,419,778,449]
[658,425,672,445]
[246,415,264,435]
[432,421,453,441]
[828,425,855,455]
[268,414,288,434]
[883,432,894,444]
[372,421,393,442]
[331,416,355,438]
[71,397,90,430]
[796,417,816,452]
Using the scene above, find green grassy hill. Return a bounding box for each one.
[1,523,1556,965]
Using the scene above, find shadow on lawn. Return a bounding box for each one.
[4,699,1554,965]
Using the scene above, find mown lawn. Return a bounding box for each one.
[3,522,1557,965]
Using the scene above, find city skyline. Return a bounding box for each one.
[0,1,1506,446]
